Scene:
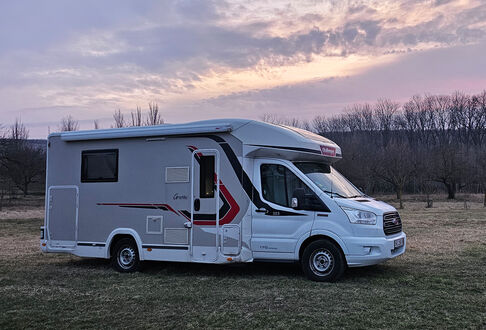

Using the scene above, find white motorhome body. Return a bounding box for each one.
[41,119,406,281]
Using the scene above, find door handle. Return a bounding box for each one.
[255,208,267,213]
[194,198,200,212]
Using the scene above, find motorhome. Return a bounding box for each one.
[41,119,406,281]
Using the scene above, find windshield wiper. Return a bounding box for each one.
[347,194,364,198]
[321,190,347,198]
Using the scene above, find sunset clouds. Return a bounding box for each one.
[1,0,485,137]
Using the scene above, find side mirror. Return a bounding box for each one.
[292,188,306,209]
[291,197,298,208]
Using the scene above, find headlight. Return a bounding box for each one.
[341,207,377,225]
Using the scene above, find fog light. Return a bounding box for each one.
[363,246,371,255]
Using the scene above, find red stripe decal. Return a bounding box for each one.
[193,180,240,226]
[97,203,180,216]
[218,181,240,225]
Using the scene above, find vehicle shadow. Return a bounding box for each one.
[142,260,396,281]
[141,260,397,281]
[63,258,397,282]
[141,260,304,279]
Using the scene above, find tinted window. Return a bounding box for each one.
[199,155,215,198]
[261,164,314,208]
[81,149,118,182]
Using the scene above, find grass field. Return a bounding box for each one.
[0,196,485,329]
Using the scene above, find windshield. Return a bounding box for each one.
[293,162,363,198]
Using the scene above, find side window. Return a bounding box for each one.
[261,164,329,211]
[199,155,215,198]
[260,164,312,208]
[81,149,118,182]
[261,164,287,206]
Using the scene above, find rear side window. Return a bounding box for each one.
[81,149,118,182]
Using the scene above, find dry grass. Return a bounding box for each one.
[0,196,485,329]
[0,195,45,220]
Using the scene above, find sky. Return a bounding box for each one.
[1,0,486,138]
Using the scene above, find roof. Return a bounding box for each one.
[53,118,342,162]
[230,120,342,162]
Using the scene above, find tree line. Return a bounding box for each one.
[263,91,486,207]
[1,92,485,209]
[0,120,45,209]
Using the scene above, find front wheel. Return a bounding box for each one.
[301,240,345,282]
[111,238,140,273]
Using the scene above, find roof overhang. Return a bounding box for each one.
[244,145,342,163]
[59,123,233,142]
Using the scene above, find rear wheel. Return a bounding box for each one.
[301,239,345,282]
[111,238,140,273]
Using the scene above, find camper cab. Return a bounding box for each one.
[41,119,406,281]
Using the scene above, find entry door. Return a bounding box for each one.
[47,186,79,248]
[190,149,220,261]
[251,159,317,257]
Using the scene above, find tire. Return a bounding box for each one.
[301,239,345,282]
[111,238,140,273]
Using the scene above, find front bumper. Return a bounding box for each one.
[344,232,406,267]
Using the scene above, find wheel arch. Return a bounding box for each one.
[105,228,144,260]
[296,231,348,262]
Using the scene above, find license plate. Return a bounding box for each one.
[394,238,404,249]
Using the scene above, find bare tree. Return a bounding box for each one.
[432,95,452,145]
[475,90,486,147]
[375,98,400,147]
[371,142,416,209]
[401,95,438,146]
[261,113,280,125]
[261,113,310,129]
[475,145,486,206]
[59,115,79,132]
[145,103,164,126]
[0,156,10,210]
[10,118,29,140]
[0,174,8,210]
[112,109,125,128]
[130,106,143,126]
[312,115,328,135]
[430,145,466,199]
[0,137,45,196]
[0,129,7,210]
[344,103,376,133]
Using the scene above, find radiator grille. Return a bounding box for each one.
[383,212,402,235]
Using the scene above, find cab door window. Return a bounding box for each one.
[260,164,327,211]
